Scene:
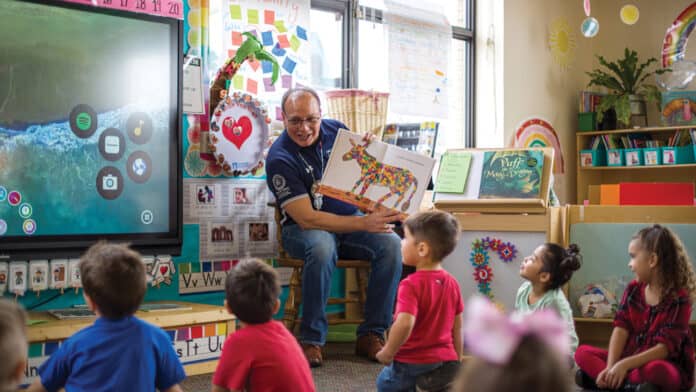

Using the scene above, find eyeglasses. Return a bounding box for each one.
[286,116,321,127]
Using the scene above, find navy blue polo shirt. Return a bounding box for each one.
[266,119,357,226]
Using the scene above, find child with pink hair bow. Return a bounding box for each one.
[452,296,572,392]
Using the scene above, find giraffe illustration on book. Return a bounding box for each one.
[342,138,418,212]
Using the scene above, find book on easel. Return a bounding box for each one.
[433,147,554,214]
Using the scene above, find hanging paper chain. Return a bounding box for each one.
[469,237,518,299]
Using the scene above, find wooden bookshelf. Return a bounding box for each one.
[576,126,696,203]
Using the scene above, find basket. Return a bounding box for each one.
[324,89,389,138]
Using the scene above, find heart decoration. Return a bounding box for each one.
[159,265,169,275]
[221,116,252,149]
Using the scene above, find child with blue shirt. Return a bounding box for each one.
[27,242,186,392]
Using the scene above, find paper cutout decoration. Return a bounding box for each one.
[548,18,576,70]
[662,2,696,67]
[50,259,68,291]
[209,92,271,176]
[581,17,599,38]
[479,150,545,199]
[583,0,590,17]
[0,262,7,293]
[143,256,155,283]
[469,237,518,300]
[620,4,639,25]
[29,260,49,294]
[69,259,82,289]
[152,256,175,287]
[9,261,28,296]
[513,118,564,174]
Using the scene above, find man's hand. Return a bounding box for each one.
[363,209,401,233]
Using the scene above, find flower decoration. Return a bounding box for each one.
[469,237,519,300]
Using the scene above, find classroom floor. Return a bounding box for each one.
[180,342,600,392]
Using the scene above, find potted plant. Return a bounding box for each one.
[586,48,669,127]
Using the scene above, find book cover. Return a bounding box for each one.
[318,129,436,217]
[478,150,544,199]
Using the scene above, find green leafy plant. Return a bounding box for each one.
[586,48,669,126]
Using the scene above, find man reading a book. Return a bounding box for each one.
[265,87,403,368]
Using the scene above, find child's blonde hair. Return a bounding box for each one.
[633,224,696,300]
[0,299,27,389]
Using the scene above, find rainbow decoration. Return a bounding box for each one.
[662,2,696,68]
[513,118,564,174]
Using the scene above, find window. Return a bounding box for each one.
[309,8,344,91]
[310,0,474,149]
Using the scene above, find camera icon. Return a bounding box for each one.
[102,174,118,190]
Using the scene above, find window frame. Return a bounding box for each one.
[310,0,475,146]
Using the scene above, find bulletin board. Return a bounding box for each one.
[567,205,696,320]
[441,208,564,311]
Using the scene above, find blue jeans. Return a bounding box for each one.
[376,361,443,392]
[281,223,402,346]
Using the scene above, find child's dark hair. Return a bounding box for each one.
[453,335,570,392]
[633,224,696,300]
[540,243,582,290]
[79,241,146,319]
[225,259,280,324]
[404,210,460,261]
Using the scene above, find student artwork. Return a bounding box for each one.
[548,18,576,70]
[49,259,68,292]
[209,91,271,176]
[29,260,49,296]
[620,4,639,25]
[662,2,696,68]
[68,259,82,291]
[469,237,518,299]
[143,256,155,284]
[578,283,618,318]
[512,118,564,174]
[0,262,7,294]
[9,261,28,297]
[478,150,545,199]
[152,256,175,287]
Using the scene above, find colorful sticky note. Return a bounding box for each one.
[205,324,217,337]
[282,58,296,74]
[264,10,275,25]
[202,261,212,272]
[276,107,283,121]
[178,263,190,274]
[231,31,243,46]
[227,49,237,59]
[220,261,231,271]
[290,35,301,52]
[262,60,273,74]
[165,330,176,341]
[263,77,276,92]
[272,44,286,57]
[274,20,287,33]
[191,262,201,273]
[29,343,43,358]
[247,9,259,24]
[246,79,258,94]
[296,26,307,40]
[177,328,190,340]
[191,326,203,339]
[216,322,227,335]
[44,341,59,355]
[248,59,260,71]
[277,34,290,49]
[213,262,224,272]
[233,74,244,90]
[282,74,293,88]
[261,31,274,46]
[230,4,242,20]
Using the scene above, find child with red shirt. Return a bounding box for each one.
[212,259,315,392]
[575,224,696,392]
[375,211,463,392]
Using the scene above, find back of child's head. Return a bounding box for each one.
[455,296,570,392]
[80,241,146,319]
[633,224,696,299]
[225,259,280,324]
[540,243,582,290]
[0,299,27,390]
[403,210,460,261]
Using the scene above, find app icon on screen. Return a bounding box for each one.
[69,104,98,138]
[7,191,21,206]
[19,203,32,219]
[141,210,153,225]
[96,167,124,200]
[127,151,152,183]
[23,219,36,235]
[0,186,6,202]
[0,219,6,236]
[98,128,126,161]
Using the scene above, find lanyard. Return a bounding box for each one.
[296,140,324,210]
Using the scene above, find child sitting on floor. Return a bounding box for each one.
[27,242,186,392]
[453,296,571,392]
[516,242,582,358]
[212,259,314,392]
[575,224,696,392]
[0,299,27,391]
[375,211,463,392]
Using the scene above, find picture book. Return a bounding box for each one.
[318,129,436,217]
[478,150,545,199]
